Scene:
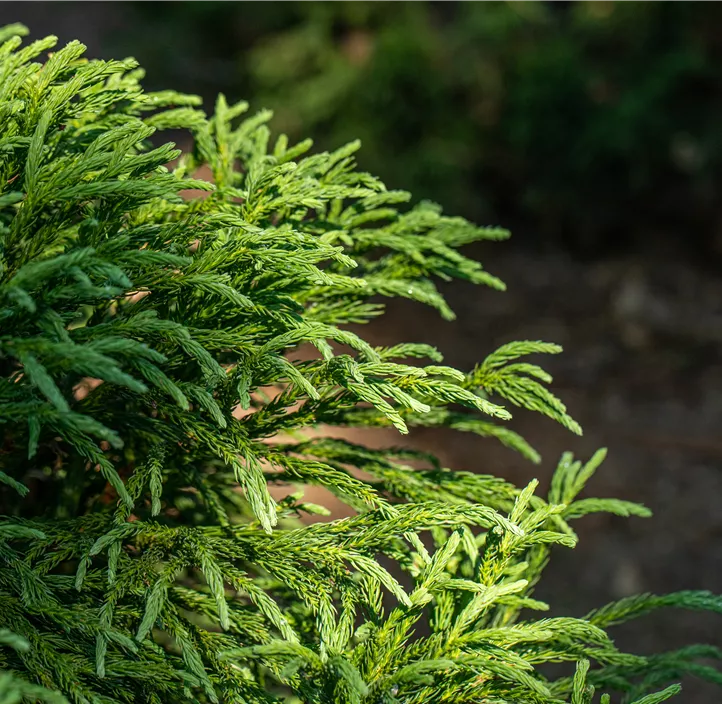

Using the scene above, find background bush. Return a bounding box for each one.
[121,1,722,255]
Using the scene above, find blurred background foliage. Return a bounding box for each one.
[121,1,722,256]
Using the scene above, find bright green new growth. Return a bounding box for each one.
[0,24,719,704]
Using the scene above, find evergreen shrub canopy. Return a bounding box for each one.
[0,23,720,704]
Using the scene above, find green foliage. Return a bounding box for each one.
[0,23,719,704]
[125,1,722,250]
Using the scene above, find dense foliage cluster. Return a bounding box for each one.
[122,1,722,252]
[0,24,720,704]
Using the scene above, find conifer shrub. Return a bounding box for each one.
[0,23,720,704]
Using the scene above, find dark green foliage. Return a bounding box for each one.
[123,1,722,251]
[0,23,720,704]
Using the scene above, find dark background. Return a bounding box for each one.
[5,3,722,699]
